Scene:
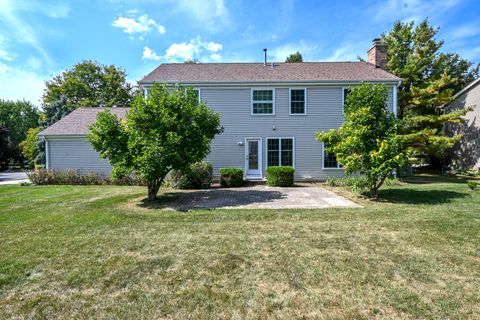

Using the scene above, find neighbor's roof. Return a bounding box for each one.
[140,62,401,84]
[39,107,129,136]
[452,77,480,99]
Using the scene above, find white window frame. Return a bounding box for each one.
[341,87,351,114]
[265,137,295,168]
[251,88,275,116]
[185,87,201,103]
[289,88,307,115]
[322,142,342,170]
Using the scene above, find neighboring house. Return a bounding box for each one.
[445,78,480,170]
[39,40,401,180]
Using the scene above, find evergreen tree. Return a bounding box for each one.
[381,19,479,167]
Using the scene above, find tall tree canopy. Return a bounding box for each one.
[285,51,303,63]
[381,19,479,166]
[0,100,39,168]
[43,60,134,109]
[88,84,223,200]
[316,84,410,198]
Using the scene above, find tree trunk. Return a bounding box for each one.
[147,181,161,201]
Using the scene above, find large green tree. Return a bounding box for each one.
[88,84,223,200]
[285,51,303,63]
[316,84,410,198]
[381,19,479,167]
[43,60,134,109]
[0,100,39,168]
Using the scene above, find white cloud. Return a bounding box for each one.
[0,0,57,63]
[326,43,363,62]
[0,62,9,73]
[0,50,14,61]
[168,0,230,32]
[163,38,224,62]
[271,41,319,61]
[205,42,222,52]
[0,65,46,104]
[112,14,166,37]
[142,46,161,61]
[446,22,480,40]
[373,0,462,23]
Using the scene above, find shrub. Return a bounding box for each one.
[219,168,243,187]
[326,176,401,192]
[170,161,213,189]
[266,166,295,187]
[467,181,478,190]
[26,168,146,186]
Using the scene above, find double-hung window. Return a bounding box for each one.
[323,143,342,169]
[252,89,274,115]
[290,89,306,115]
[267,138,294,167]
[342,88,351,112]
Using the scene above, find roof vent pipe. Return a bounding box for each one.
[263,48,267,66]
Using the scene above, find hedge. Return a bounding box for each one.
[26,169,146,186]
[219,168,243,187]
[266,166,295,187]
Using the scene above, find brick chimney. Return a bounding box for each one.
[367,38,388,70]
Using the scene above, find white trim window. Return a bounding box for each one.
[252,89,275,115]
[342,87,351,113]
[323,143,342,169]
[266,137,295,167]
[289,88,306,115]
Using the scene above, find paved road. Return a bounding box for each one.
[0,171,30,185]
[172,185,361,210]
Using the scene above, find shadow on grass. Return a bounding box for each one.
[138,189,287,211]
[400,175,468,185]
[377,188,469,204]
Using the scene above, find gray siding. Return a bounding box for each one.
[46,85,395,180]
[446,82,480,169]
[202,85,395,180]
[47,137,111,175]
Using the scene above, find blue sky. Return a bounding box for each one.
[1,0,479,106]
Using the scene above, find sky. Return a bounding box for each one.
[0,0,479,106]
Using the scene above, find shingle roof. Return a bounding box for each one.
[39,108,129,136]
[140,62,401,84]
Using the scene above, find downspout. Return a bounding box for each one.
[393,80,401,117]
[45,139,49,170]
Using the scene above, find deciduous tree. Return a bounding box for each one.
[316,84,410,198]
[285,51,303,63]
[88,84,223,200]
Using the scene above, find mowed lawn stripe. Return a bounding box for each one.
[0,177,479,319]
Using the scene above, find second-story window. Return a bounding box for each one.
[252,89,274,115]
[290,89,306,115]
[342,88,351,112]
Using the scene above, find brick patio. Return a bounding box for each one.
[171,185,361,210]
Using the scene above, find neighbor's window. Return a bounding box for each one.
[323,144,342,168]
[267,138,294,167]
[290,89,306,114]
[252,89,274,114]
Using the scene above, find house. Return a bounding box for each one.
[39,40,401,180]
[445,77,480,170]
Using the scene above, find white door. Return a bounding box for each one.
[245,138,262,178]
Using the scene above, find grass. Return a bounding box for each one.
[0,176,479,319]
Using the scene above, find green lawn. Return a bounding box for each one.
[0,176,479,319]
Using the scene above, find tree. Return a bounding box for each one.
[43,60,134,108]
[40,95,74,127]
[316,84,410,198]
[381,19,479,167]
[0,100,39,168]
[285,51,303,63]
[88,83,223,200]
[19,127,40,166]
